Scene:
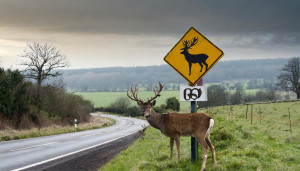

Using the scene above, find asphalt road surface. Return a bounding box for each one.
[0,114,149,171]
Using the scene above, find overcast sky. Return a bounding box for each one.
[0,0,299,69]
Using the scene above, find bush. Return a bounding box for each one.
[230,88,245,105]
[0,68,30,128]
[166,97,180,111]
[255,89,279,102]
[126,106,141,117]
[41,85,93,124]
[153,104,167,114]
[199,85,230,108]
[96,97,141,117]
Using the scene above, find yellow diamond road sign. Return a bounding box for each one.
[164,27,224,86]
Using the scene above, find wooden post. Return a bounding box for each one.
[259,106,261,124]
[246,104,249,119]
[251,105,253,125]
[288,108,292,134]
[290,120,292,134]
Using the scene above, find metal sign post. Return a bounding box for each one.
[191,78,203,162]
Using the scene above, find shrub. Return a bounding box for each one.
[0,68,30,128]
[199,85,230,108]
[40,85,93,124]
[126,106,141,117]
[1,136,11,141]
[166,97,180,111]
[96,97,141,117]
[153,104,167,114]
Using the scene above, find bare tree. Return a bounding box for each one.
[277,57,300,99]
[20,42,69,111]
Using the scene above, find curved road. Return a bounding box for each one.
[0,114,149,171]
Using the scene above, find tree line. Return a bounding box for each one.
[62,58,289,92]
[198,85,281,108]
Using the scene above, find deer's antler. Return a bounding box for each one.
[189,37,199,48]
[127,85,143,102]
[127,82,164,103]
[181,36,199,50]
[147,81,164,102]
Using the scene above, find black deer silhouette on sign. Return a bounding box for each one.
[180,37,208,76]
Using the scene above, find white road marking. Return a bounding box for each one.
[12,131,139,171]
[119,123,132,130]
[81,133,101,138]
[10,142,58,152]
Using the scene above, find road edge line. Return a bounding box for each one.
[12,131,139,171]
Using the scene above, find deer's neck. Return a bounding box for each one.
[183,52,191,60]
[146,110,165,131]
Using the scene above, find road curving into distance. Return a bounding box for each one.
[0,114,149,171]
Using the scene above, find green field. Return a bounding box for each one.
[76,89,288,110]
[76,91,191,111]
[100,101,300,170]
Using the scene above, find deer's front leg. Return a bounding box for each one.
[170,138,174,160]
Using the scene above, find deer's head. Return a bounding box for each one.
[180,36,199,54]
[127,82,163,117]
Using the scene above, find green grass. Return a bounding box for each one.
[100,101,300,170]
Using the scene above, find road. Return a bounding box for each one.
[0,114,149,171]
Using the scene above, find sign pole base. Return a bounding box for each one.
[191,101,198,162]
[191,79,203,162]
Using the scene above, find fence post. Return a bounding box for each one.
[246,104,249,119]
[251,105,253,125]
[288,108,292,134]
[259,106,262,124]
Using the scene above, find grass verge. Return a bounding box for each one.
[100,102,299,170]
[0,115,115,142]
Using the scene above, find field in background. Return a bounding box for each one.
[76,89,291,112]
[100,101,299,170]
[76,91,190,111]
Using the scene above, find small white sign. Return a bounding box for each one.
[180,86,207,101]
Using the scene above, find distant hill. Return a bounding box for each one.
[61,58,290,92]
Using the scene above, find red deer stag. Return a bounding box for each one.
[181,37,209,76]
[127,82,216,171]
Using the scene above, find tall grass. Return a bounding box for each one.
[100,101,300,170]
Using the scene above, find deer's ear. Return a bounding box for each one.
[151,100,156,107]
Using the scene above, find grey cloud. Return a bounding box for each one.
[0,0,299,36]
